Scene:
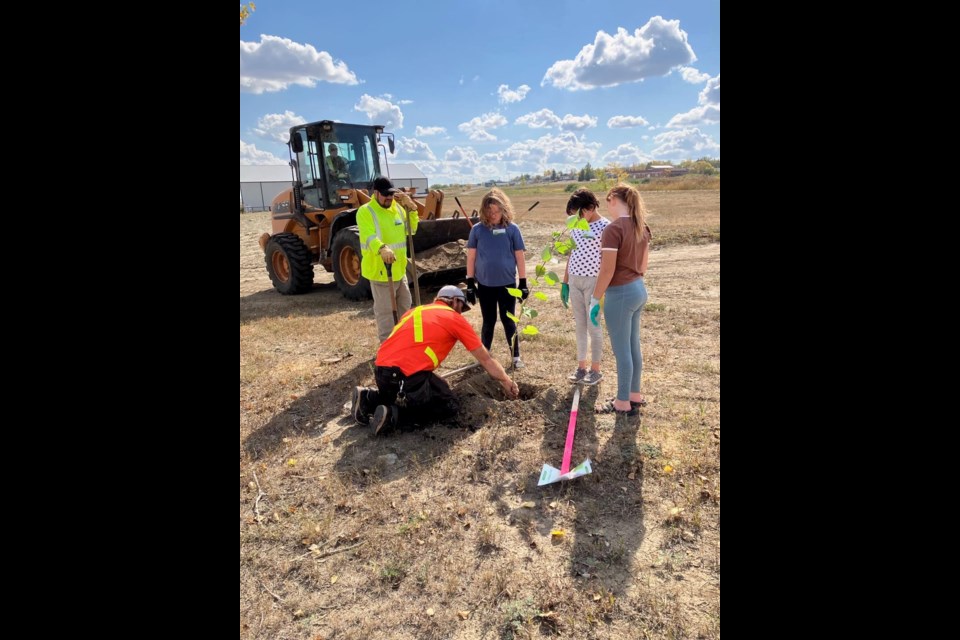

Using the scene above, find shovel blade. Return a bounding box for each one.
[538,459,592,486]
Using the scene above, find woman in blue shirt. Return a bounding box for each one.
[465,188,528,369]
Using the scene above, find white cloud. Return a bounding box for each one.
[542,17,696,90]
[667,104,720,127]
[602,143,651,165]
[497,84,531,104]
[445,146,480,163]
[397,137,437,161]
[560,114,598,131]
[679,66,710,84]
[398,99,414,105]
[641,135,650,140]
[253,111,306,143]
[354,94,404,129]
[240,35,359,93]
[413,134,602,184]
[667,74,720,127]
[458,112,508,141]
[651,128,719,159]
[415,126,447,137]
[459,76,464,85]
[500,132,601,171]
[515,109,562,129]
[515,109,597,131]
[240,139,284,165]
[699,74,720,105]
[607,115,650,128]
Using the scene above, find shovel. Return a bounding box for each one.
[454,196,474,228]
[385,262,399,325]
[401,202,421,307]
[439,362,481,379]
[538,385,592,486]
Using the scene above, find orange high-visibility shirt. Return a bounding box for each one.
[376,303,482,376]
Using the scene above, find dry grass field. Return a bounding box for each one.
[240,186,720,639]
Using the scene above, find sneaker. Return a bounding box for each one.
[582,370,603,386]
[351,386,369,424]
[568,368,587,382]
[371,404,395,435]
[512,357,525,370]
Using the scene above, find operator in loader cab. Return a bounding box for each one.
[351,285,521,435]
[326,143,349,181]
[357,177,420,342]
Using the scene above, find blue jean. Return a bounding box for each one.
[603,278,647,401]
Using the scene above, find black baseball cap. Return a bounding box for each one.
[373,177,399,196]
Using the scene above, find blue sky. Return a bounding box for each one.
[240,0,720,184]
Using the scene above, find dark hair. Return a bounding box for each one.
[566,188,600,214]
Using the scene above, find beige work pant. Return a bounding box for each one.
[370,277,412,342]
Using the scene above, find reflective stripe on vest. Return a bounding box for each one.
[363,204,408,253]
[387,303,458,363]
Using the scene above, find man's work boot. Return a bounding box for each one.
[371,405,396,436]
[351,387,370,424]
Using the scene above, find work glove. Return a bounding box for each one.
[560,283,569,309]
[395,192,417,212]
[518,278,529,301]
[465,277,477,305]
[379,245,396,265]
[589,296,601,326]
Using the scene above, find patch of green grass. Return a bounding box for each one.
[379,560,407,588]
[645,302,667,312]
[640,443,662,459]
[397,514,426,536]
[501,597,539,639]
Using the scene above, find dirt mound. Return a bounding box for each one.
[413,240,466,272]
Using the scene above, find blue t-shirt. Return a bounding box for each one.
[467,222,526,287]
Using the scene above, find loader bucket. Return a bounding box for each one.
[412,217,472,252]
[406,217,473,285]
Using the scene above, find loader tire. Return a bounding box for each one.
[265,233,314,295]
[331,227,372,301]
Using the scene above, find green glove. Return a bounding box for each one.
[560,283,569,308]
[589,296,601,326]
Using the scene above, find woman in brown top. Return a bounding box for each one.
[589,183,652,415]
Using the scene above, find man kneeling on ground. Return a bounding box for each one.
[351,285,521,434]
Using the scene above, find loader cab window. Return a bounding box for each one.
[357,135,378,183]
[324,142,353,204]
[293,129,323,209]
[325,143,350,184]
[295,130,316,186]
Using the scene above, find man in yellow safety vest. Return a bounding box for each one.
[357,177,419,342]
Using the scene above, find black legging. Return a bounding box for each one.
[477,282,519,357]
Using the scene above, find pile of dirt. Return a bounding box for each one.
[413,240,466,272]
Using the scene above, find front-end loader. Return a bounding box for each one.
[258,120,473,299]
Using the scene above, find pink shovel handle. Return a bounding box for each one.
[561,387,581,474]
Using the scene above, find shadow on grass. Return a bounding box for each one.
[240,282,454,324]
[240,282,361,324]
[243,358,375,459]
[493,382,646,598]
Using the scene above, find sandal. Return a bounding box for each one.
[594,400,638,416]
[606,396,647,408]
